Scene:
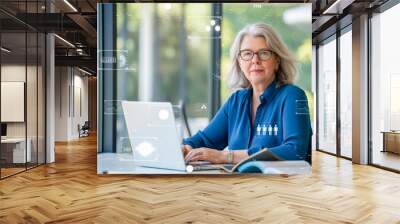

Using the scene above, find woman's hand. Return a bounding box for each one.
[181,145,193,157]
[185,148,228,164]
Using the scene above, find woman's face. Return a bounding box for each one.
[238,35,279,87]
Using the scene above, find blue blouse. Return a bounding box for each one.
[183,80,312,163]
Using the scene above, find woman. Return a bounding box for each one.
[183,23,312,165]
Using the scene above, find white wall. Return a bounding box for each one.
[1,64,46,163]
[55,67,89,141]
[1,65,31,137]
[55,66,68,141]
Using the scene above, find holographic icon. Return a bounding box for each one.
[295,99,310,115]
[163,3,172,10]
[158,109,169,120]
[135,141,155,157]
[187,16,222,39]
[210,19,216,26]
[119,54,126,67]
[262,124,267,135]
[98,50,135,71]
[274,124,278,136]
[186,165,194,173]
[268,124,273,136]
[257,124,261,136]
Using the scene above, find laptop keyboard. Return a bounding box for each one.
[192,164,221,171]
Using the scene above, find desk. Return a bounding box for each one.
[381,131,400,154]
[97,153,311,175]
[1,138,31,163]
[97,153,219,174]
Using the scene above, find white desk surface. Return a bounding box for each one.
[1,137,32,163]
[97,153,311,175]
[97,153,223,174]
[1,138,27,143]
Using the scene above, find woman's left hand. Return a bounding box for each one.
[185,148,227,164]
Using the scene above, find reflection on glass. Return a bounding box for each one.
[371,3,400,171]
[0,1,47,179]
[318,38,337,154]
[1,31,27,177]
[340,30,352,158]
[112,3,211,153]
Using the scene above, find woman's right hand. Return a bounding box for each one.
[182,144,193,157]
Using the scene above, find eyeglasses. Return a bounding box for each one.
[238,49,275,61]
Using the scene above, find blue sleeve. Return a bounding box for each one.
[182,97,230,150]
[252,88,312,162]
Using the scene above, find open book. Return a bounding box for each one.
[220,148,281,173]
[190,148,311,174]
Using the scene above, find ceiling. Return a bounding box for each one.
[311,0,390,43]
[0,0,98,73]
[0,0,394,75]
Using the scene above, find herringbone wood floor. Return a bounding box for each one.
[1,134,400,224]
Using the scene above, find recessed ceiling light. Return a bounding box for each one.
[323,0,353,15]
[63,0,78,12]
[1,47,11,53]
[54,34,75,48]
[78,67,93,76]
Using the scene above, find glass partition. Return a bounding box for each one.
[1,30,28,177]
[339,28,352,158]
[100,3,212,154]
[0,0,46,179]
[317,36,337,154]
[371,3,400,171]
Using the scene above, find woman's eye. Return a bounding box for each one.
[243,52,252,57]
[260,51,270,58]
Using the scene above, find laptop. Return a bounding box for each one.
[121,101,219,173]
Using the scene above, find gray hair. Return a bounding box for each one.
[227,22,298,89]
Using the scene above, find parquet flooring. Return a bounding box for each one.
[1,134,400,223]
[1,167,26,177]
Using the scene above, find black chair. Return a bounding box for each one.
[78,121,90,138]
[178,100,192,137]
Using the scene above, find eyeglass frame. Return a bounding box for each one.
[238,48,276,61]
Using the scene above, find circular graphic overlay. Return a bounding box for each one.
[158,109,169,120]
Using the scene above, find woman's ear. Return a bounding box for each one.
[237,59,243,71]
[275,61,280,71]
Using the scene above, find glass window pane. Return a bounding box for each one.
[110,3,212,153]
[317,37,337,154]
[340,29,352,158]
[371,3,400,171]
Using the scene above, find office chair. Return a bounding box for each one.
[178,100,192,137]
[78,121,90,138]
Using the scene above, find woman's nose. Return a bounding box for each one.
[251,53,261,64]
